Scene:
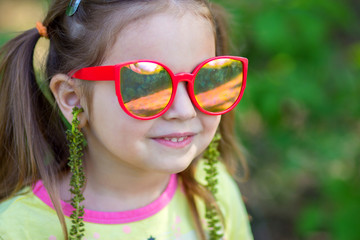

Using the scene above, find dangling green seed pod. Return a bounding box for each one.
[66,107,86,240]
[203,133,224,240]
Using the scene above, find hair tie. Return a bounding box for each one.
[36,21,49,39]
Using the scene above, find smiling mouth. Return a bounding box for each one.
[152,133,195,148]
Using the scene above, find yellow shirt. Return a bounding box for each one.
[0,163,253,240]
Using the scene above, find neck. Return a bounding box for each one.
[60,152,171,212]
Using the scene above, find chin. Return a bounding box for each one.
[156,157,195,175]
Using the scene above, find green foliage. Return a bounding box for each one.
[66,107,86,240]
[203,133,224,240]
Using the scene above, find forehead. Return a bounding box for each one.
[102,11,215,73]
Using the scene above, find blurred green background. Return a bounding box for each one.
[1,0,359,239]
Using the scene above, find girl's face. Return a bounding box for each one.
[83,10,220,175]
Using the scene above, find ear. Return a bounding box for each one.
[50,74,87,128]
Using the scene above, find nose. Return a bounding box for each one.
[162,82,197,121]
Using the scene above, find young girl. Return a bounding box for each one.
[0,0,253,239]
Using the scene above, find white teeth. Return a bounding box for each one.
[164,137,186,142]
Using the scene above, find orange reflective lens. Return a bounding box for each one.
[194,58,243,113]
[120,62,172,117]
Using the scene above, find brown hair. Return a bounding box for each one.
[0,0,247,239]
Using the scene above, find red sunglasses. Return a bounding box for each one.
[71,56,248,120]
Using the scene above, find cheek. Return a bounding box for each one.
[204,115,221,133]
[91,83,155,139]
[88,83,124,140]
[199,115,221,150]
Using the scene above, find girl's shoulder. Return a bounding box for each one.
[0,186,61,239]
[0,187,37,237]
[0,186,35,216]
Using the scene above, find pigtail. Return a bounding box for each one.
[0,28,69,238]
[0,28,42,196]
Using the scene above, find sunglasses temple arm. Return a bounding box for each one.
[71,65,116,81]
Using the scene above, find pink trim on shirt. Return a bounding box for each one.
[32,174,177,224]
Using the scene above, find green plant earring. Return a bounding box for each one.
[66,107,86,240]
[203,133,224,240]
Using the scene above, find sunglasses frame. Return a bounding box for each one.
[71,55,248,120]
